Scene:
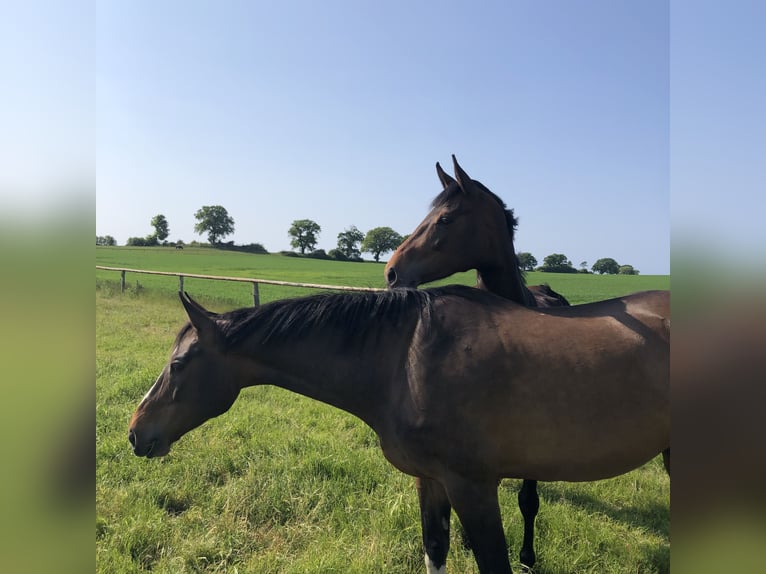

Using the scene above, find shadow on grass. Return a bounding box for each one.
[546,486,669,538]
[517,484,669,574]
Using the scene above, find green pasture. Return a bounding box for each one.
[96,246,668,308]
[96,247,670,573]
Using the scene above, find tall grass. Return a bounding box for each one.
[96,248,669,573]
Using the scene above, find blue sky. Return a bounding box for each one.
[95,0,670,273]
[671,0,765,266]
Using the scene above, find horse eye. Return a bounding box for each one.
[437,215,452,225]
[170,360,185,374]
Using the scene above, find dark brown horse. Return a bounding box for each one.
[129,286,669,574]
[386,155,570,308]
[386,156,572,569]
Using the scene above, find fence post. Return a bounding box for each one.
[252,282,260,307]
[120,270,126,293]
[179,275,184,293]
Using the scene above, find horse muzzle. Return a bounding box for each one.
[385,266,417,290]
[128,427,170,458]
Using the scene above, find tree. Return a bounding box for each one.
[517,252,537,272]
[96,235,116,246]
[150,214,170,242]
[539,253,577,273]
[288,219,321,254]
[619,264,640,275]
[592,257,620,275]
[362,227,403,262]
[336,225,365,260]
[194,205,235,244]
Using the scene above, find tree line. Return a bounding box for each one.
[98,205,406,262]
[518,253,640,275]
[98,205,638,273]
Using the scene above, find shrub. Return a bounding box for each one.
[217,242,269,255]
[126,236,148,246]
[307,249,330,260]
[619,265,640,275]
[241,243,268,254]
[328,249,348,261]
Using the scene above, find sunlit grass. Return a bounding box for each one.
[96,250,669,573]
[96,246,667,309]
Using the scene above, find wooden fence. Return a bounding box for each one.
[96,266,383,306]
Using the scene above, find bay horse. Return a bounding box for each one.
[129,286,670,574]
[386,155,573,569]
[385,155,570,308]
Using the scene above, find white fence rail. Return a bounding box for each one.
[96,266,383,306]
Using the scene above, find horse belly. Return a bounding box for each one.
[491,391,669,482]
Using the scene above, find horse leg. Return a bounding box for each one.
[416,477,452,574]
[444,476,512,574]
[663,448,670,475]
[518,479,539,568]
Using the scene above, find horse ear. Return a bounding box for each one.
[179,292,224,346]
[452,154,476,194]
[435,161,456,190]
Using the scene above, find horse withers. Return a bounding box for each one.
[129,286,669,573]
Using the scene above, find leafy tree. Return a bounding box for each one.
[96,235,116,246]
[517,252,537,272]
[592,257,620,275]
[288,219,321,254]
[362,227,403,262]
[539,253,577,273]
[619,265,640,275]
[336,226,365,260]
[150,214,170,241]
[194,205,235,244]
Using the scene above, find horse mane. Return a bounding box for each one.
[218,285,487,349]
[431,179,520,242]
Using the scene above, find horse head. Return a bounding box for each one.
[128,293,240,458]
[385,155,513,289]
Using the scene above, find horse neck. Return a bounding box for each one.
[476,248,534,306]
[232,329,411,431]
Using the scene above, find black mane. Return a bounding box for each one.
[219,285,487,349]
[431,179,519,241]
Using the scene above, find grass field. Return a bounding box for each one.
[96,247,670,573]
[96,246,669,308]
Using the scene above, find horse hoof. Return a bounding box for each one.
[520,550,536,570]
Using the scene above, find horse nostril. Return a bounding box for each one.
[386,267,397,286]
[128,429,136,448]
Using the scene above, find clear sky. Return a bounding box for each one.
[95,0,670,274]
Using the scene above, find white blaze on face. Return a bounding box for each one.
[140,344,179,407]
[425,554,446,574]
[140,372,163,406]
